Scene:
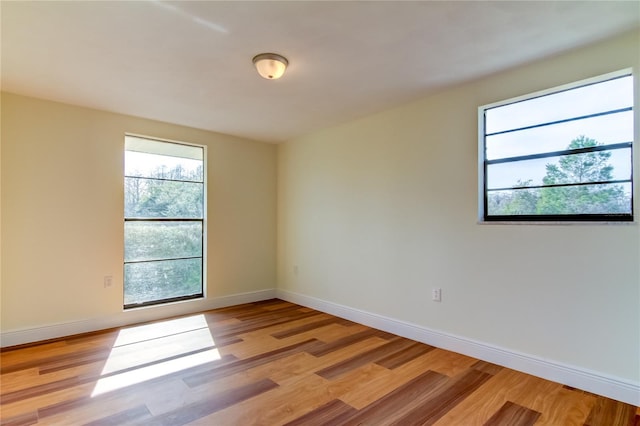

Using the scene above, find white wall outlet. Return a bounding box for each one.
[432,288,441,302]
[104,275,113,288]
[293,265,299,276]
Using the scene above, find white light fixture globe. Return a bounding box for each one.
[253,53,288,80]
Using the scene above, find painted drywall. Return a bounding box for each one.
[277,30,640,383]
[0,95,3,330]
[1,93,276,333]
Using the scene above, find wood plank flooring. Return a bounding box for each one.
[1,299,638,425]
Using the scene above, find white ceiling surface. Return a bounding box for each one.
[2,1,639,143]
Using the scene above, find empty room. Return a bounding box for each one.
[1,1,639,425]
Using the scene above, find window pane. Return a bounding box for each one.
[481,71,633,221]
[125,151,203,182]
[485,75,632,134]
[487,148,631,190]
[486,110,633,160]
[124,136,205,308]
[124,258,202,306]
[125,222,202,262]
[487,183,632,216]
[125,178,203,218]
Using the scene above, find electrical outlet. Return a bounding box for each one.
[432,288,441,302]
[293,265,299,276]
[104,275,113,288]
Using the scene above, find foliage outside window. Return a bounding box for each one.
[124,136,205,308]
[480,71,634,222]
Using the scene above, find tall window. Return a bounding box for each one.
[124,135,205,308]
[479,70,634,222]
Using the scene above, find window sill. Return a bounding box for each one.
[477,220,637,226]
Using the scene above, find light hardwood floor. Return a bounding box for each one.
[1,299,638,425]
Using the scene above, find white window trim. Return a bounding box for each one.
[123,133,208,307]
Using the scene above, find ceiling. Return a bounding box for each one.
[2,1,638,143]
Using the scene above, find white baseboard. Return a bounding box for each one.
[276,289,640,406]
[0,289,277,348]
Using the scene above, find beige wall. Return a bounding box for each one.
[1,93,276,332]
[277,30,640,382]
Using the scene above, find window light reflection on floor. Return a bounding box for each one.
[91,314,220,397]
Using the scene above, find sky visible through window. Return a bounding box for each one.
[125,151,203,182]
[485,75,633,191]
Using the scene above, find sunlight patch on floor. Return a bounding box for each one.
[92,314,220,397]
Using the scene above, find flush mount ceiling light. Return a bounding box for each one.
[252,53,288,80]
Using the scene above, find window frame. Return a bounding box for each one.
[478,69,635,223]
[123,134,207,309]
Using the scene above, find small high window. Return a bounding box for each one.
[124,135,205,308]
[479,71,634,222]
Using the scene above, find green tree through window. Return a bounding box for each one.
[488,136,630,216]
